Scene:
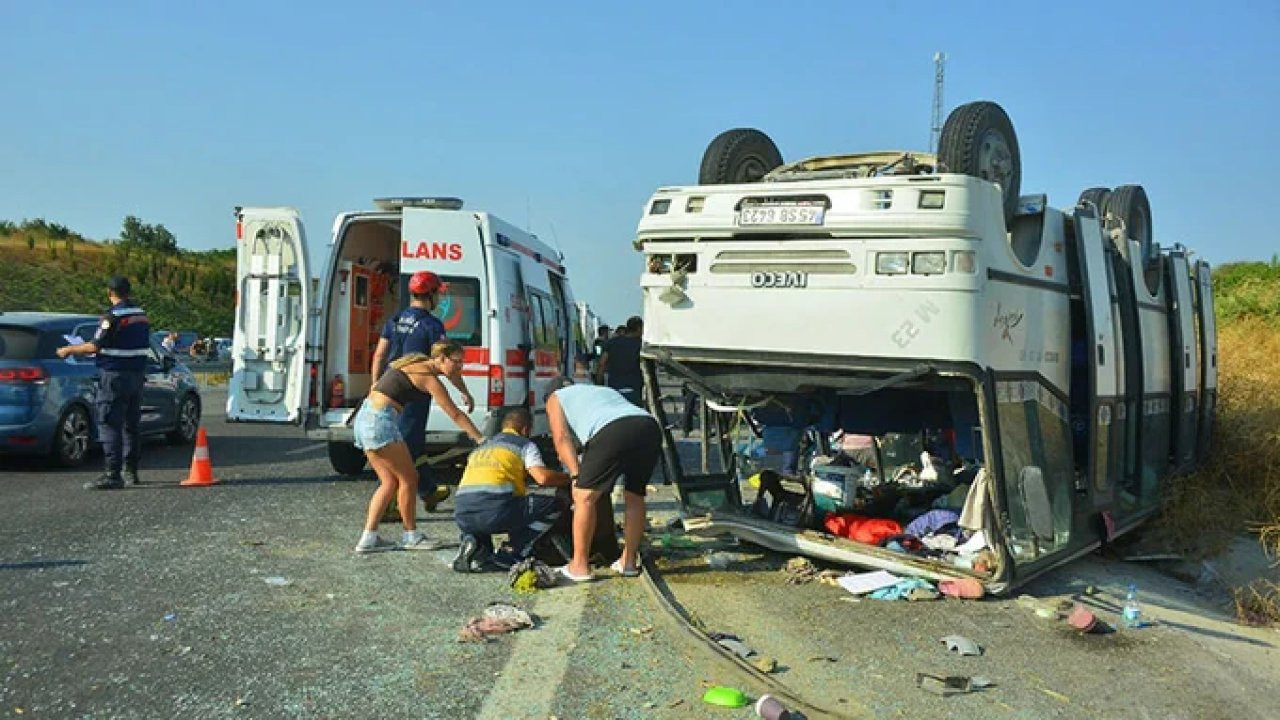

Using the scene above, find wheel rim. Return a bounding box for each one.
[61,410,89,461]
[733,156,769,183]
[179,399,199,439]
[976,129,1015,190]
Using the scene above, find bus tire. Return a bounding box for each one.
[1103,184,1153,263]
[938,101,1021,225]
[328,440,366,477]
[698,128,783,185]
[1077,187,1111,218]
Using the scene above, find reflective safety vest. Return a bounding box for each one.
[457,431,532,498]
[93,301,151,372]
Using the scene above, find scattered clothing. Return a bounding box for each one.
[938,577,986,599]
[905,509,961,538]
[869,578,937,601]
[824,513,904,545]
[458,603,535,643]
[507,558,560,593]
[959,468,991,531]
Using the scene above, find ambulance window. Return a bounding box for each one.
[438,276,483,347]
[530,296,548,346]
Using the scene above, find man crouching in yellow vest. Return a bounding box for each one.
[451,407,571,572]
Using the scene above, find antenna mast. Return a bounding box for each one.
[930,51,946,154]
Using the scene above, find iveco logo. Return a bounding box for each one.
[751,271,807,288]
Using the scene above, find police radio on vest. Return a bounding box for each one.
[401,241,463,261]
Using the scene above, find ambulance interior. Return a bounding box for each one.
[680,375,1001,578]
[322,218,401,407]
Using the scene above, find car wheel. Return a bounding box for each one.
[328,441,367,476]
[167,394,201,444]
[698,128,783,185]
[938,101,1022,226]
[52,405,92,468]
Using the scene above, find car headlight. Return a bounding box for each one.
[912,252,947,275]
[876,252,909,275]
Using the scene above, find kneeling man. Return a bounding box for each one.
[452,407,570,572]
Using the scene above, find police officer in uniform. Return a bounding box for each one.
[57,276,151,490]
[370,270,474,510]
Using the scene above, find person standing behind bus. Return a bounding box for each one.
[596,316,644,406]
[370,271,474,511]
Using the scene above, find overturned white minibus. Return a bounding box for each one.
[635,102,1217,593]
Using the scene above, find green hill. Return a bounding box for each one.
[0,218,235,337]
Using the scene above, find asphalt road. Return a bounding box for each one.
[0,390,738,719]
[3,390,1279,719]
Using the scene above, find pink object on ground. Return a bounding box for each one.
[1068,603,1099,632]
[938,577,985,599]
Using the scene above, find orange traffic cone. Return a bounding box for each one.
[180,427,218,486]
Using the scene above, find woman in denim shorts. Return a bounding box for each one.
[352,340,485,553]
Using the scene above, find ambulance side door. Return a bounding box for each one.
[227,207,312,424]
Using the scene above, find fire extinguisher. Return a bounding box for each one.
[329,374,345,409]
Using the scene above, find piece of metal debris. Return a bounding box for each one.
[940,634,983,656]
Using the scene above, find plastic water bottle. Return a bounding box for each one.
[1122,584,1142,628]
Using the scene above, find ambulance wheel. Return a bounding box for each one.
[938,101,1021,225]
[328,441,367,476]
[1077,187,1111,218]
[698,128,783,184]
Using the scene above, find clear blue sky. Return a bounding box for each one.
[2,1,1276,324]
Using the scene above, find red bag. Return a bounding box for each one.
[823,513,903,545]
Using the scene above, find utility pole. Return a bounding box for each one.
[930,51,946,155]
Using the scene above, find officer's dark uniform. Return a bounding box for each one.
[380,305,445,498]
[89,279,150,488]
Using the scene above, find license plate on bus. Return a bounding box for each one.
[737,204,825,226]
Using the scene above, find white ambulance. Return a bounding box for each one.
[226,197,581,475]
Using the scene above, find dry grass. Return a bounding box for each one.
[1152,317,1280,623]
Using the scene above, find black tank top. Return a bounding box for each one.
[372,366,431,406]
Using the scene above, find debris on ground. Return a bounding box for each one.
[628,625,654,637]
[916,673,995,696]
[262,576,291,587]
[939,634,983,656]
[507,557,559,593]
[836,570,902,596]
[458,603,535,643]
[701,686,749,708]
[1068,603,1105,633]
[708,632,756,659]
[869,578,937,601]
[782,556,821,584]
[751,655,778,673]
[938,577,985,599]
[706,551,756,569]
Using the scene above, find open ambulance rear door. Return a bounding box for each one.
[399,208,490,434]
[227,207,313,424]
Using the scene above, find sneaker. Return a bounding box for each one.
[354,536,399,554]
[122,469,141,486]
[85,474,124,490]
[400,534,445,551]
[451,535,479,572]
[421,486,452,513]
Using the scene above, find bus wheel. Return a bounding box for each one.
[328,440,367,477]
[1103,185,1153,261]
[939,101,1021,225]
[698,128,783,185]
[1077,187,1111,218]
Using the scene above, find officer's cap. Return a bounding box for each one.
[107,276,132,295]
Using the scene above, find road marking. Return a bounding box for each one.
[475,584,590,719]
